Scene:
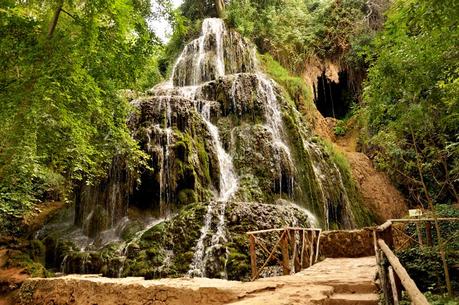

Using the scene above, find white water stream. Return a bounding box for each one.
[147,18,318,277]
[166,18,238,277]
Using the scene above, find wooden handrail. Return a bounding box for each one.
[376,218,458,231]
[377,220,393,231]
[246,227,320,235]
[248,227,321,280]
[389,217,459,223]
[377,239,430,305]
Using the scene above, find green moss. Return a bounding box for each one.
[120,221,144,240]
[282,109,323,217]
[196,141,211,183]
[178,189,197,205]
[8,251,49,277]
[259,53,313,111]
[226,249,250,280]
[319,139,376,227]
[30,239,46,265]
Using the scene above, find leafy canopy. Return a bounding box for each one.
[363,0,459,205]
[0,0,165,222]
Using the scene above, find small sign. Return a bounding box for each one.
[409,209,423,217]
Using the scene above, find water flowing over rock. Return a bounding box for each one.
[36,18,371,280]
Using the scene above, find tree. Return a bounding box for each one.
[364,0,458,294]
[0,0,164,228]
[364,0,459,205]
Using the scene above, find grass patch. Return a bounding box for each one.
[258,53,314,116]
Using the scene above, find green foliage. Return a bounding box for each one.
[157,5,202,78]
[334,121,347,136]
[227,0,377,73]
[424,292,459,305]
[397,205,459,293]
[0,0,164,226]
[363,0,459,205]
[400,291,459,305]
[397,246,459,293]
[404,205,459,251]
[180,0,217,21]
[258,53,313,111]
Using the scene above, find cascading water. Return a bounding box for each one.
[256,74,295,198]
[188,101,238,277]
[149,18,322,276]
[200,103,238,202]
[172,18,227,86]
[40,16,366,281]
[172,19,238,277]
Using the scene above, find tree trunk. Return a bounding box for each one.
[410,125,453,296]
[48,1,64,39]
[215,0,225,18]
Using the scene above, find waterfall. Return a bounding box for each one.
[256,73,295,198]
[201,103,238,201]
[188,102,237,277]
[41,16,365,281]
[156,18,238,277]
[172,18,226,86]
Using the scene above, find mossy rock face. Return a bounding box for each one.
[43,201,315,280]
[0,237,50,278]
[43,20,377,281]
[120,221,144,241]
[127,96,218,214]
[71,69,371,240]
[119,201,315,280]
[171,26,255,87]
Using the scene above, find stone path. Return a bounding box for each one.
[18,257,379,305]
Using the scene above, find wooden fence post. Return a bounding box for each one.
[425,221,433,246]
[388,266,399,305]
[378,239,430,305]
[281,230,290,275]
[374,229,391,305]
[300,230,306,269]
[292,230,301,272]
[309,231,315,266]
[415,222,424,249]
[249,234,257,279]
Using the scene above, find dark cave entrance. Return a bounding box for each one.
[313,71,354,119]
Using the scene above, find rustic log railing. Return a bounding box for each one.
[374,217,459,305]
[246,227,321,281]
[389,218,459,251]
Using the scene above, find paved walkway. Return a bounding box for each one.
[19,257,379,305]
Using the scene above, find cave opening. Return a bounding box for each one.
[313,71,354,119]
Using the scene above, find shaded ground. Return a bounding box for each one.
[0,201,63,305]
[0,249,29,305]
[19,257,378,305]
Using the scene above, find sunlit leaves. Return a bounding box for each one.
[364,0,459,205]
[0,0,162,221]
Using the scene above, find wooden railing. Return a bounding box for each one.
[246,227,321,281]
[374,218,459,305]
[389,218,459,251]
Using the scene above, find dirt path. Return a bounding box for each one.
[314,115,408,222]
[18,257,378,305]
[336,124,407,221]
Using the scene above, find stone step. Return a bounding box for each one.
[329,281,376,294]
[326,293,379,305]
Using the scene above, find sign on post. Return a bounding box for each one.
[408,209,423,217]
